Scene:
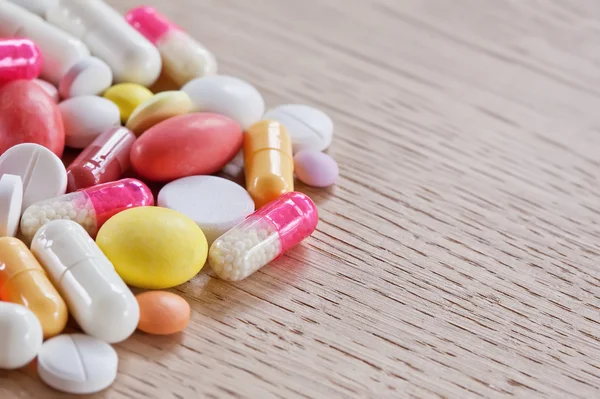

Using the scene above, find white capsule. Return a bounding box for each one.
[46,0,162,86]
[31,220,139,343]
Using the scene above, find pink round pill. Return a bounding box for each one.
[294,150,339,187]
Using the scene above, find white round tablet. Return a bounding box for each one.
[0,302,43,369]
[0,143,67,209]
[59,56,113,99]
[59,96,121,148]
[38,334,118,394]
[263,104,333,153]
[32,79,59,103]
[158,176,255,244]
[182,75,265,130]
[0,174,23,237]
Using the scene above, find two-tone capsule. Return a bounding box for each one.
[21,178,153,242]
[66,127,137,192]
[244,120,294,208]
[208,192,318,281]
[126,6,217,86]
[0,237,67,338]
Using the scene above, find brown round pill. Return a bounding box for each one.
[136,291,190,335]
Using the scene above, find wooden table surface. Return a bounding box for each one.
[2,0,600,398]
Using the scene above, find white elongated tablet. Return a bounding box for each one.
[158,176,255,245]
[182,75,265,130]
[59,56,113,99]
[7,0,57,16]
[38,334,118,394]
[0,1,90,84]
[46,0,162,86]
[0,302,43,369]
[31,220,139,343]
[0,174,23,237]
[221,150,244,177]
[59,96,121,149]
[0,143,67,209]
[263,104,333,153]
[33,79,59,102]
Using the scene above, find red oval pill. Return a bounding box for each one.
[0,80,65,157]
[130,112,243,182]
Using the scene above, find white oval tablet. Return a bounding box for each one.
[32,79,59,102]
[0,174,23,237]
[0,143,67,209]
[59,56,113,99]
[263,104,333,153]
[182,75,265,130]
[59,96,121,149]
[158,176,255,245]
[0,302,43,369]
[38,334,118,394]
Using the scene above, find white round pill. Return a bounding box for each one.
[263,104,333,153]
[59,96,121,148]
[32,79,59,103]
[158,176,255,245]
[0,174,23,237]
[0,302,43,369]
[38,334,118,394]
[182,75,265,130]
[0,143,67,209]
[59,56,113,99]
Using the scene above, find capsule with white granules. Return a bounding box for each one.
[208,192,318,281]
[20,178,153,242]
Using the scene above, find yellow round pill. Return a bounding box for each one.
[125,91,192,136]
[96,207,208,289]
[104,83,154,123]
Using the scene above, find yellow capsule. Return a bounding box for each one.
[244,120,294,208]
[126,91,192,136]
[0,237,68,338]
[104,83,154,123]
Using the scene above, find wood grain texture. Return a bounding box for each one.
[2,0,600,397]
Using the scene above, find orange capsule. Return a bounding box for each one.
[244,120,294,208]
[0,237,68,338]
[136,291,190,335]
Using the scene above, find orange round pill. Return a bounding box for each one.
[136,291,191,335]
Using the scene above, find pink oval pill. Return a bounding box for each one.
[294,150,339,187]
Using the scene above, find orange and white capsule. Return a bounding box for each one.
[0,237,67,338]
[244,120,294,208]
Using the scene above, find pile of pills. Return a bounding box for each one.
[0,0,339,394]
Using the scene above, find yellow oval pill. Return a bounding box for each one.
[126,91,192,136]
[103,83,154,123]
[96,207,207,289]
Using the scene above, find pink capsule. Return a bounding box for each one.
[125,6,217,86]
[20,178,154,241]
[66,127,137,192]
[0,39,43,84]
[208,192,318,281]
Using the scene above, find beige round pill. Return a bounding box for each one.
[125,91,192,136]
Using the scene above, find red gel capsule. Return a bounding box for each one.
[66,127,136,192]
[0,38,43,84]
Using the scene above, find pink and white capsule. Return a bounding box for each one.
[208,192,318,281]
[21,178,153,241]
[0,38,42,84]
[126,6,217,87]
